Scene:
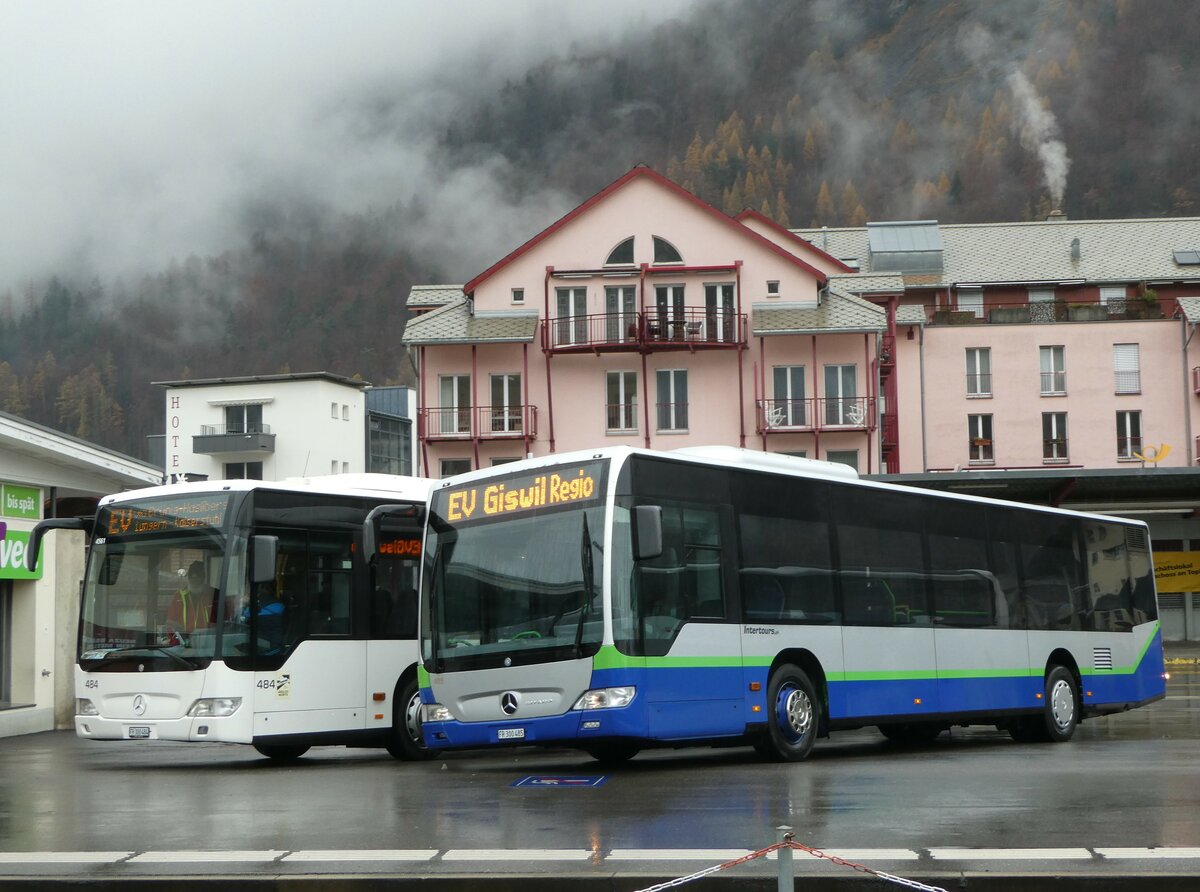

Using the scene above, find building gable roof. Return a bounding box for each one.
[463,166,831,295]
[402,294,539,345]
[734,209,855,272]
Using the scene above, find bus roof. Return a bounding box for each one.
[99,474,434,508]
[433,446,1146,529]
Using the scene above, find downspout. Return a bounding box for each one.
[758,336,767,451]
[419,345,429,477]
[471,345,480,470]
[523,343,531,458]
[641,262,651,449]
[1185,318,1196,464]
[889,295,899,472]
[545,266,556,453]
[641,351,651,449]
[864,331,872,475]
[736,261,746,447]
[919,325,928,472]
[812,334,820,460]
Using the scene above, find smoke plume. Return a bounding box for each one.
[1007,69,1071,207]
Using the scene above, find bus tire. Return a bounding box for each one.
[584,741,641,764]
[1040,665,1080,743]
[386,675,434,761]
[763,664,818,762]
[253,743,310,762]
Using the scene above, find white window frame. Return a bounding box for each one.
[1039,345,1066,395]
[438,374,472,435]
[1042,412,1068,463]
[968,414,994,464]
[439,458,472,478]
[965,347,991,397]
[606,371,637,433]
[656,368,689,432]
[489,373,522,433]
[957,287,984,318]
[555,286,588,346]
[1116,410,1142,460]
[766,280,781,298]
[1114,343,1141,394]
[771,365,807,427]
[511,288,525,305]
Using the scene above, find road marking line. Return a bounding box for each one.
[1096,848,1200,859]
[442,849,593,861]
[128,851,285,863]
[776,849,920,861]
[0,853,131,864]
[607,849,753,860]
[928,848,1092,860]
[285,850,438,862]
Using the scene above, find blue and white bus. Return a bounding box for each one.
[28,474,434,761]
[415,446,1166,762]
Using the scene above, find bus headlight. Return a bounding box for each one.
[187,697,242,717]
[76,698,99,716]
[572,686,636,710]
[421,703,454,723]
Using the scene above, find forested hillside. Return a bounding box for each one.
[2,0,1197,458]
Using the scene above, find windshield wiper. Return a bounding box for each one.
[93,645,197,670]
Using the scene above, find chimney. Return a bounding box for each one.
[1046,209,1067,222]
[1070,237,1080,262]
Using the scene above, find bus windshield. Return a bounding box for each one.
[422,460,608,671]
[81,495,235,669]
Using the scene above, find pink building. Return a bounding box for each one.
[405,167,1200,639]
[404,166,888,476]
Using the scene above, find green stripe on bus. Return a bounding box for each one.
[594,623,1160,680]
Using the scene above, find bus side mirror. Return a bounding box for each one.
[363,504,425,563]
[632,505,663,562]
[25,517,90,572]
[251,535,278,584]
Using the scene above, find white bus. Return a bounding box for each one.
[28,474,434,761]
[416,446,1166,762]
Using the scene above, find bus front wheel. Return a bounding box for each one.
[761,664,818,762]
[253,742,310,762]
[386,675,434,761]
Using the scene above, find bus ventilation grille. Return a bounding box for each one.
[1093,648,1113,671]
[1125,528,1148,551]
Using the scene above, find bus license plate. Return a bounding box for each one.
[126,726,152,739]
[497,728,525,740]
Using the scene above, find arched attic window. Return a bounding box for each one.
[653,236,683,264]
[606,236,635,265]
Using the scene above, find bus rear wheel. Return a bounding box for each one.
[253,742,310,762]
[1040,665,1080,742]
[761,664,818,762]
[386,675,434,761]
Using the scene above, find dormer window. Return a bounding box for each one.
[653,236,683,264]
[606,237,635,266]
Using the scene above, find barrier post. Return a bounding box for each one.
[777,825,794,891]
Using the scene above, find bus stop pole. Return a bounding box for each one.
[777,825,793,891]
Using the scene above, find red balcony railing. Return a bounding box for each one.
[419,405,538,442]
[756,397,875,434]
[542,309,746,353]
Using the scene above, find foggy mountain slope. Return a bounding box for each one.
[2,0,1197,458]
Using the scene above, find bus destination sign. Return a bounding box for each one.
[102,496,230,537]
[443,461,607,524]
[378,536,422,558]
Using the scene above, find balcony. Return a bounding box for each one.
[922,297,1168,327]
[419,406,538,442]
[756,397,875,434]
[193,424,275,455]
[542,310,746,354]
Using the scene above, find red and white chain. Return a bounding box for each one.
[632,836,949,892]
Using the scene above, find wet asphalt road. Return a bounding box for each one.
[1,665,1199,889]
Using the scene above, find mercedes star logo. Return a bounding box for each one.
[500,692,519,715]
[132,694,147,717]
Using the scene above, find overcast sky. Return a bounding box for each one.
[0,1,699,290]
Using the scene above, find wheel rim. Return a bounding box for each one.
[776,683,813,744]
[404,691,425,748]
[1049,678,1075,731]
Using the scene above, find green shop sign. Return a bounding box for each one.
[2,483,41,520]
[0,530,41,580]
